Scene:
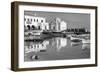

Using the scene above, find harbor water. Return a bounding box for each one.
[24,36,90,62]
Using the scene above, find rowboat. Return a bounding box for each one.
[82,39,90,44]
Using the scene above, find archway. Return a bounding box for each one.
[32,25,36,30]
[27,25,30,30]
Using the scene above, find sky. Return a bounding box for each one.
[24,11,90,31]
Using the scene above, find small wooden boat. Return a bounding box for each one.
[71,42,81,46]
[82,39,90,44]
[70,36,82,42]
[71,39,81,42]
[70,34,90,43]
[70,36,80,40]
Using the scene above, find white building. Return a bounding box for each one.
[49,17,67,32]
[24,15,67,33]
[24,15,49,31]
[60,21,67,31]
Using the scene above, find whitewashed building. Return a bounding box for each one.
[60,21,67,31]
[24,15,49,31]
[49,17,67,32]
[24,15,67,35]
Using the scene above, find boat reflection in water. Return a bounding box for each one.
[24,36,90,62]
[82,43,90,50]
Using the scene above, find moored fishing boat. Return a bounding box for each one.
[82,39,90,44]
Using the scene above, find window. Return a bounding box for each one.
[34,19,35,22]
[41,20,43,22]
[53,26,55,30]
[42,44,44,46]
[27,25,30,30]
[37,19,38,22]
[32,25,36,30]
[38,26,41,30]
[31,19,32,22]
[34,45,36,48]
[27,18,29,21]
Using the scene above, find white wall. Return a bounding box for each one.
[0,0,99,73]
[60,21,67,31]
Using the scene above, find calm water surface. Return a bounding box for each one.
[24,37,90,61]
